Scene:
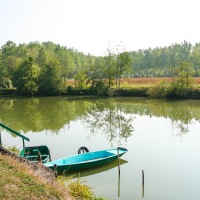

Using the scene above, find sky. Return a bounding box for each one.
[0,0,200,56]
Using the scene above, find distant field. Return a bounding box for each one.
[119,77,172,89]
[120,77,200,89]
[67,77,200,89]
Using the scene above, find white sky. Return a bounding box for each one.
[0,0,200,56]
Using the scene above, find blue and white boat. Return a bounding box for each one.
[44,147,127,172]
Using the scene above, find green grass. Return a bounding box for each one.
[0,153,73,200]
[0,153,109,200]
[120,83,155,89]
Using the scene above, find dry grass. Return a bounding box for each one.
[120,77,173,84]
[0,153,74,200]
[67,77,200,89]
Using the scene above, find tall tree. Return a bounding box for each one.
[116,51,132,90]
[38,57,64,95]
[13,57,40,95]
[1,41,18,87]
[105,45,116,87]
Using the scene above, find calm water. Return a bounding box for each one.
[1,96,200,200]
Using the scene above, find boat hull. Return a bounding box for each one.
[20,145,51,163]
[44,147,127,172]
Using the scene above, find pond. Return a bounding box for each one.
[1,96,200,200]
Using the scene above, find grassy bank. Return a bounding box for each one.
[0,153,73,200]
[2,78,200,99]
[0,153,108,200]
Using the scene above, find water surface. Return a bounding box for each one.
[1,96,200,200]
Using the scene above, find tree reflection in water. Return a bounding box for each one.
[83,100,134,146]
[1,97,200,141]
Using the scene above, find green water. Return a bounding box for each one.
[1,96,200,200]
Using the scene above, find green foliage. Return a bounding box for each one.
[130,41,197,77]
[74,69,88,91]
[147,62,195,99]
[6,145,20,154]
[104,49,117,87]
[147,81,167,98]
[0,77,13,88]
[0,88,16,95]
[1,40,200,97]
[13,57,40,95]
[165,62,194,99]
[89,80,109,96]
[67,178,108,200]
[68,178,93,199]
[118,88,148,97]
[148,79,194,99]
[66,85,76,95]
[166,79,188,99]
[38,57,64,95]
[116,51,132,89]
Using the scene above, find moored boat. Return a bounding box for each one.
[44,147,127,172]
[20,145,51,163]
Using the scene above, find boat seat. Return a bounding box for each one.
[25,154,49,159]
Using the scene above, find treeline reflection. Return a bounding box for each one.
[0,97,200,138]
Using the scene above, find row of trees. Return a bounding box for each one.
[0,40,200,95]
[130,41,200,77]
[0,41,92,94]
[0,41,131,95]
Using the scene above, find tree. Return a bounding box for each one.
[1,41,19,88]
[74,69,88,91]
[105,46,116,87]
[116,51,132,90]
[167,62,194,98]
[38,57,64,95]
[178,61,193,90]
[13,57,40,95]
[55,47,75,80]
[191,43,200,76]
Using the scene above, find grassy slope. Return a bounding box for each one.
[0,153,74,200]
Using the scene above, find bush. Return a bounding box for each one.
[147,81,167,98]
[89,80,109,96]
[118,88,148,97]
[66,86,76,95]
[187,88,200,99]
[58,177,108,200]
[0,88,16,95]
[165,80,189,99]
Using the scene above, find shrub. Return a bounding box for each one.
[89,80,109,96]
[118,88,148,97]
[58,177,108,200]
[0,88,16,95]
[165,79,189,99]
[147,81,167,98]
[66,86,76,95]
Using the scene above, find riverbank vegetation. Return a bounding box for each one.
[1,40,200,98]
[0,152,107,200]
[0,153,72,200]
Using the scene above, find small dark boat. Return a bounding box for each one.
[44,147,127,172]
[20,145,51,163]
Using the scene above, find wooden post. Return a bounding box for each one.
[54,164,58,178]
[22,138,25,156]
[117,147,120,174]
[0,131,2,146]
[118,172,121,197]
[22,138,25,151]
[142,170,144,198]
[48,149,52,162]
[38,151,42,163]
